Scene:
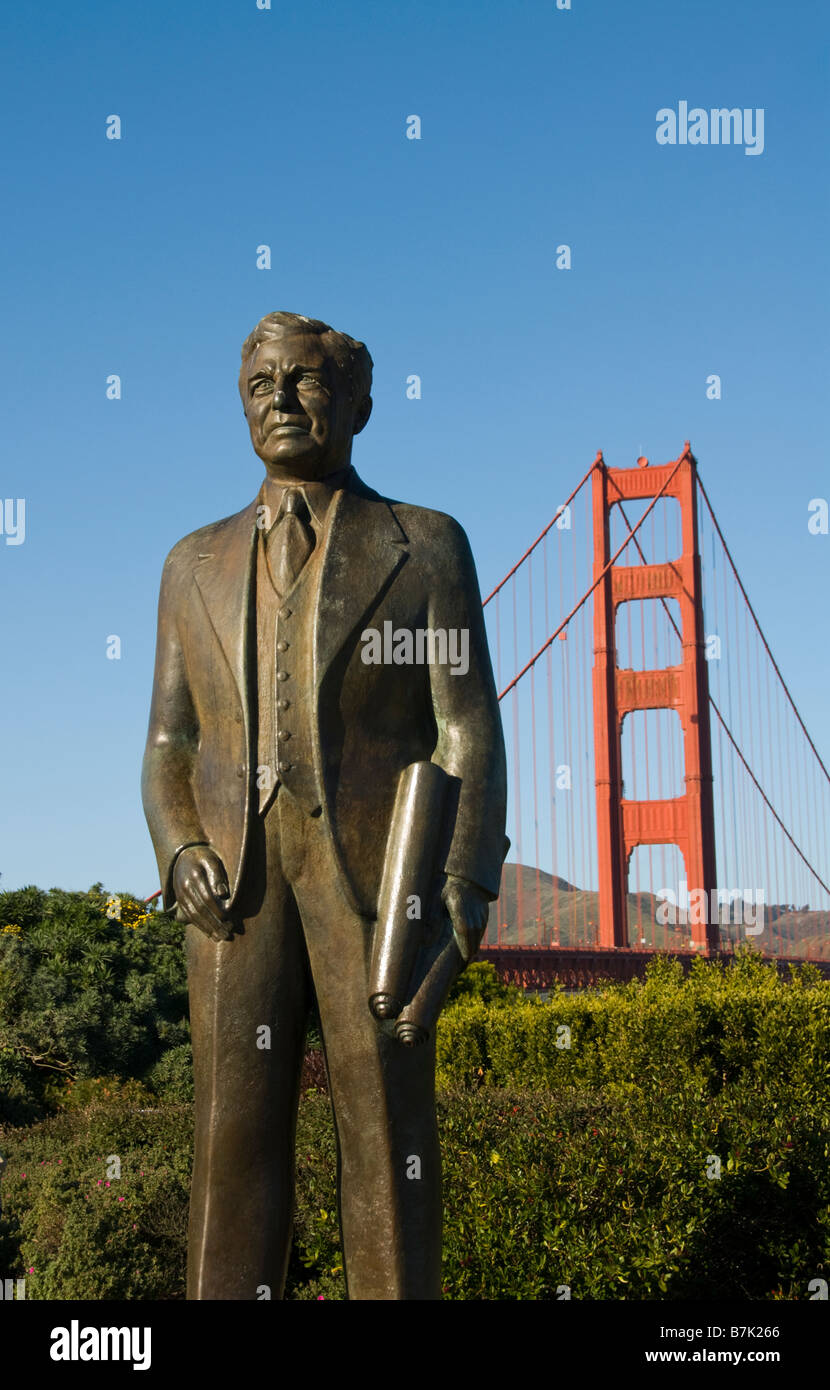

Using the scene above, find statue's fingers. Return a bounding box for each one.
[193,867,231,921]
[204,858,231,903]
[177,896,216,938]
[449,912,474,962]
[190,874,232,933]
[193,908,232,942]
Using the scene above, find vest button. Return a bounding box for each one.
[277,698,290,711]
[236,764,245,778]
[276,670,290,682]
[278,761,293,774]
[278,730,292,742]
[279,606,292,619]
[276,639,290,652]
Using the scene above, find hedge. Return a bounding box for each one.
[2,897,828,1300]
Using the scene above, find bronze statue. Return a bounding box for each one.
[142,311,507,1300]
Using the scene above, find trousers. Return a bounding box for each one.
[184,783,443,1300]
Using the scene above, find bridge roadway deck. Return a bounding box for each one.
[478,945,830,989]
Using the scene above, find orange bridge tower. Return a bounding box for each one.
[591,443,718,952]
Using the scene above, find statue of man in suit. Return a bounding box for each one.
[142,311,507,1300]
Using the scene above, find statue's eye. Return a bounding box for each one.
[297,374,324,389]
[252,379,273,394]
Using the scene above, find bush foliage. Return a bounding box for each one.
[1,889,828,1299]
[0,885,191,1123]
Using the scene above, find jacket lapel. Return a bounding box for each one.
[192,499,259,739]
[314,475,409,684]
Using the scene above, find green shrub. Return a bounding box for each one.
[447,959,524,1007]
[144,1046,194,1105]
[0,885,189,1121]
[43,1076,157,1111]
[0,1105,191,1299]
[1,943,828,1299]
[437,951,830,1103]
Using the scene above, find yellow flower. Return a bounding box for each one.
[1,923,21,935]
[118,902,153,930]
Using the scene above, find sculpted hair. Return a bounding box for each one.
[239,311,373,403]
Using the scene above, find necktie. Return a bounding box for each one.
[267,486,314,594]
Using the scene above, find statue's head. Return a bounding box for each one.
[239,311,373,481]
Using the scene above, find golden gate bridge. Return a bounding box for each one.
[478,443,830,987]
[142,443,830,987]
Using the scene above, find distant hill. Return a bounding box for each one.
[485,863,830,959]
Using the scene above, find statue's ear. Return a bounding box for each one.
[353,394,372,436]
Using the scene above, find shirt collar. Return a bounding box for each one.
[258,464,353,530]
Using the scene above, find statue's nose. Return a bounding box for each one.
[272,387,288,410]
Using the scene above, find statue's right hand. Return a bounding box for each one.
[172,846,233,941]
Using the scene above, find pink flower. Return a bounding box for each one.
[106,1181,111,1187]
[97,1180,102,1186]
[118,1196,124,1202]
[317,1295,325,1300]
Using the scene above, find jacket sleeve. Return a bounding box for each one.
[426,517,508,899]
[141,545,210,909]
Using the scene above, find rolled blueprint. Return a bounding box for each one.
[394,920,466,1047]
[369,760,449,1022]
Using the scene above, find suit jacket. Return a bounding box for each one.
[141,468,507,921]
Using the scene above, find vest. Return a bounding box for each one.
[255,520,323,818]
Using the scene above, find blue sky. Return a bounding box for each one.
[1,0,827,895]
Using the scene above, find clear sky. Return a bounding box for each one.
[1,0,827,896]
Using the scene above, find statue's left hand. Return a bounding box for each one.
[441,875,491,964]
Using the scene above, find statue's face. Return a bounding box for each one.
[241,329,363,480]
